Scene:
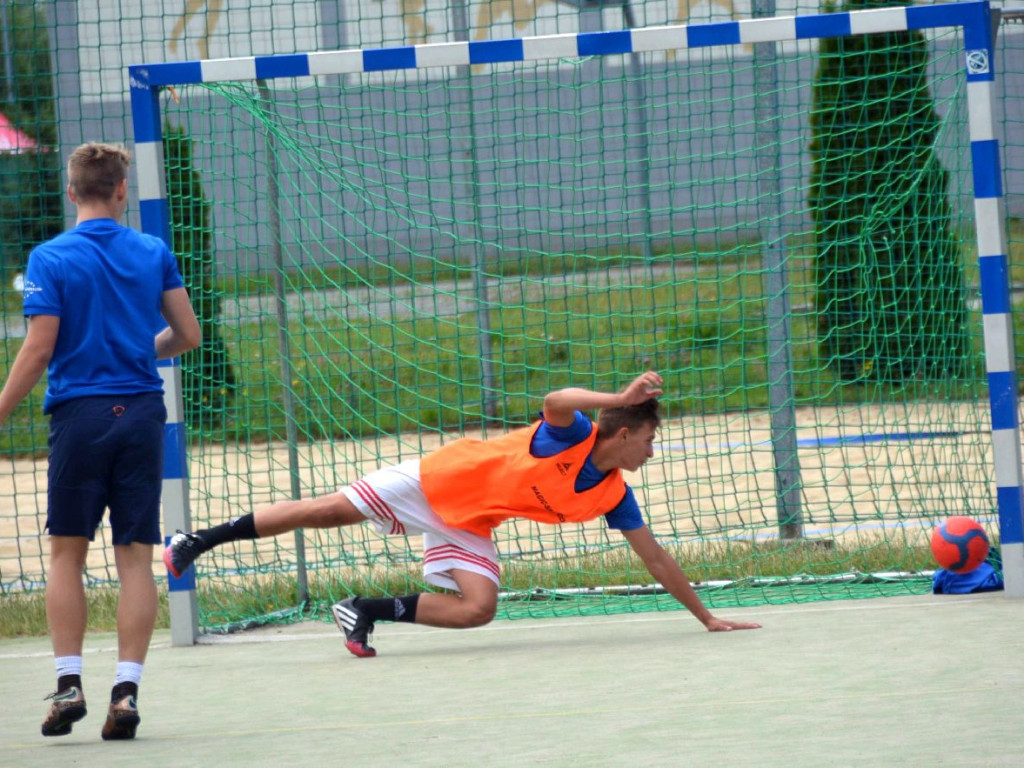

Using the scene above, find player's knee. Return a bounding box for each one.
[459,599,497,628]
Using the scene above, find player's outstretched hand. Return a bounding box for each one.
[620,371,663,406]
[704,617,762,632]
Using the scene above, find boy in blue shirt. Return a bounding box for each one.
[0,142,201,740]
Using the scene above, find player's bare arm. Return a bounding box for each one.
[0,315,60,424]
[155,287,202,360]
[543,371,664,426]
[621,525,762,632]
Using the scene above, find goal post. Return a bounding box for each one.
[127,0,1023,645]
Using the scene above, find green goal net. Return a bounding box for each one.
[145,10,998,631]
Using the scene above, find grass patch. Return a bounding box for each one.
[0,587,171,638]
[0,536,940,638]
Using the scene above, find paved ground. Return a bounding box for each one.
[1,593,1023,767]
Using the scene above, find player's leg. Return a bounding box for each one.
[112,544,157,664]
[333,570,498,658]
[103,543,154,740]
[415,569,499,628]
[102,392,164,740]
[331,462,501,656]
[253,492,367,536]
[341,571,498,630]
[46,537,90,658]
[164,491,367,578]
[41,398,109,736]
[41,535,90,736]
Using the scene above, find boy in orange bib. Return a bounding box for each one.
[165,371,761,656]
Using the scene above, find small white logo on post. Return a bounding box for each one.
[966,49,990,75]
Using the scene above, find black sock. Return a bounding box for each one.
[111,681,138,703]
[196,513,259,551]
[58,674,81,692]
[354,595,420,624]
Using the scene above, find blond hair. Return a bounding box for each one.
[67,142,131,204]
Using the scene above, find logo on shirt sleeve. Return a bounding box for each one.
[22,279,43,300]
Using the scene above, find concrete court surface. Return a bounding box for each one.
[1,593,1022,768]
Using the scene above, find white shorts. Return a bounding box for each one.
[341,459,500,591]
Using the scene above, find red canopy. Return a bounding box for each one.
[0,111,39,153]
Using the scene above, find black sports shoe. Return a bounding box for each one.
[41,686,87,737]
[163,530,204,578]
[101,695,140,740]
[331,597,377,658]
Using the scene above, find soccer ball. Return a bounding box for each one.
[930,516,989,574]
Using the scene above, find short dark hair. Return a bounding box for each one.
[67,142,130,204]
[596,398,661,440]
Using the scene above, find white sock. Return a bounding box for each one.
[114,661,144,686]
[55,655,83,679]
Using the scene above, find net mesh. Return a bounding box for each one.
[169,22,986,627]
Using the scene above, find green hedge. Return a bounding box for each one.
[808,0,968,382]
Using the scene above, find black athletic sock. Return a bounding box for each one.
[196,513,259,551]
[57,674,82,692]
[354,595,420,624]
[110,681,138,703]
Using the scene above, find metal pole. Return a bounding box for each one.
[752,0,803,539]
[1,1,14,108]
[621,1,653,262]
[44,0,83,228]
[129,76,199,645]
[257,80,308,604]
[451,0,498,422]
[968,4,1024,596]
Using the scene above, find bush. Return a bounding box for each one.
[808,0,968,382]
[163,122,237,424]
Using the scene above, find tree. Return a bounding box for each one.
[0,1,63,283]
[808,0,968,382]
[163,121,237,423]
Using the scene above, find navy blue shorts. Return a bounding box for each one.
[46,393,166,545]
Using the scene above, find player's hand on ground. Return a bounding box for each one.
[704,617,762,632]
[620,371,663,405]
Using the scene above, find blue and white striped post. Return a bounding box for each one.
[129,74,199,644]
[962,3,1024,597]
[128,2,1023,633]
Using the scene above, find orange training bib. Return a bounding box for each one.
[419,421,627,536]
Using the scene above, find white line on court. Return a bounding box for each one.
[0,640,174,660]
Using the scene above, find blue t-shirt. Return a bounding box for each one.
[530,410,645,531]
[22,218,184,412]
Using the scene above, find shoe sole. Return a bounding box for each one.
[163,546,183,579]
[102,712,140,741]
[41,704,87,737]
[344,638,377,658]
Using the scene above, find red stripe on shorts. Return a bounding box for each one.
[361,481,406,535]
[351,480,405,535]
[424,544,499,578]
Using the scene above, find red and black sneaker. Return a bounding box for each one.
[163,530,204,579]
[331,597,377,658]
